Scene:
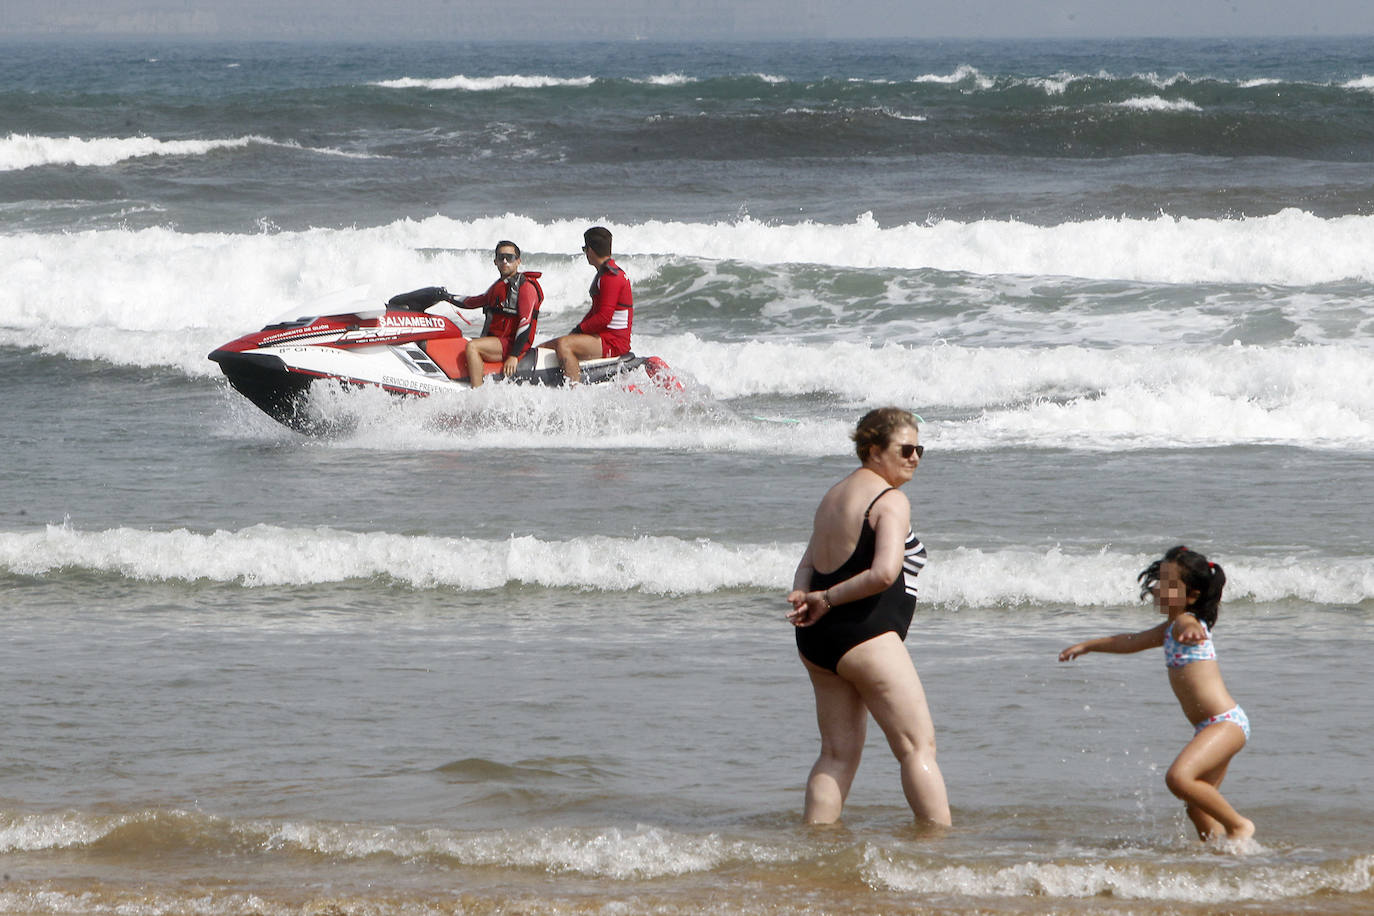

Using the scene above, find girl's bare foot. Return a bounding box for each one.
[1227,817,1255,841]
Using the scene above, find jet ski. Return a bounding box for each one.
[208,286,680,433]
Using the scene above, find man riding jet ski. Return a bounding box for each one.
[207,276,678,434]
[450,239,542,388]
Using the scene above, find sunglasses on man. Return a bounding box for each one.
[495,252,519,263]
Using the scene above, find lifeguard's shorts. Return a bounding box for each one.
[598,330,630,358]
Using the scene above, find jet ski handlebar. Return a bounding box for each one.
[385,286,462,312]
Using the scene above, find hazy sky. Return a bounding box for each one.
[3,0,1373,41]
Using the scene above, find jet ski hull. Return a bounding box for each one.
[208,304,679,433]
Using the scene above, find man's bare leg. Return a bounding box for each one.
[551,333,603,386]
[465,337,504,388]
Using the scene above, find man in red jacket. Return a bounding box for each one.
[544,226,632,385]
[457,240,543,387]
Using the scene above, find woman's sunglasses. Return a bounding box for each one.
[897,443,924,459]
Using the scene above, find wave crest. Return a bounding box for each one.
[5,525,1372,606]
[372,74,596,91]
[0,132,374,171]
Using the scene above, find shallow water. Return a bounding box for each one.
[2,36,1373,915]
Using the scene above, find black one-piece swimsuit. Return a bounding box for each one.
[795,488,926,673]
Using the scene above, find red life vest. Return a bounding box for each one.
[481,271,543,357]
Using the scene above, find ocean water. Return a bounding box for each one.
[2,36,1373,915]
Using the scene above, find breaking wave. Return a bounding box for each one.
[4,524,1371,606]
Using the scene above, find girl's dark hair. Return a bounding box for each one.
[1137,545,1227,628]
[851,407,918,462]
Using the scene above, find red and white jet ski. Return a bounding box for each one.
[208,286,679,433]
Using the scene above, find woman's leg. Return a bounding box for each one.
[802,657,867,824]
[1165,723,1253,840]
[837,633,952,826]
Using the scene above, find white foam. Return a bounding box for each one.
[941,380,1374,452]
[2,215,1372,458]
[210,337,1374,453]
[5,524,1372,606]
[2,808,775,880]
[0,133,373,171]
[648,337,1374,450]
[1133,70,1192,90]
[1026,72,1081,95]
[868,850,1374,901]
[259,818,797,878]
[0,219,608,377]
[359,68,1374,98]
[896,67,1202,96]
[635,73,696,86]
[914,64,994,90]
[274,372,813,453]
[371,74,596,91]
[0,811,103,852]
[0,846,1367,913]
[0,889,283,916]
[1008,69,1190,95]
[432,825,782,878]
[1116,96,1202,112]
[0,522,799,594]
[546,208,1374,286]
[928,546,1374,608]
[883,66,1374,98]
[787,106,926,122]
[6,211,1374,356]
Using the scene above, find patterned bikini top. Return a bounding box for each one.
[1163,618,1216,669]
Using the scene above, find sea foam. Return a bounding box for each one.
[4,211,1374,344]
[2,215,1372,453]
[0,523,798,594]
[5,524,1372,606]
[648,337,1374,451]
[0,806,790,880]
[5,804,1374,901]
[1115,96,1202,112]
[0,133,373,171]
[10,207,1374,297]
[372,74,596,91]
[869,849,1374,902]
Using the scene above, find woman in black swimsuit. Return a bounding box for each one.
[786,407,951,826]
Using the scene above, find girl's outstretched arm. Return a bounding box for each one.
[1059,621,1167,661]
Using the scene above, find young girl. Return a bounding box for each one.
[1059,546,1255,841]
